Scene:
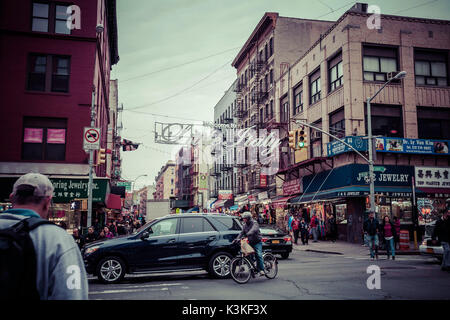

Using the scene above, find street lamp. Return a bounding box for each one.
[132,174,148,191]
[367,71,407,215]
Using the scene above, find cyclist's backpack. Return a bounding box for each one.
[0,215,54,299]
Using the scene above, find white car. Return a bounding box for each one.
[419,220,444,262]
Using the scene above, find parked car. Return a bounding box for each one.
[82,214,242,283]
[419,220,444,262]
[260,225,293,259]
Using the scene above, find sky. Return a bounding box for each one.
[111,0,450,190]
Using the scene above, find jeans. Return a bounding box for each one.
[385,237,395,257]
[366,234,379,258]
[251,242,265,272]
[312,227,319,242]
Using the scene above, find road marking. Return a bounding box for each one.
[89,283,187,295]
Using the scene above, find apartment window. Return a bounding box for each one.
[270,100,274,119]
[27,54,70,92]
[280,96,289,123]
[415,50,448,87]
[265,104,269,119]
[329,52,343,92]
[32,2,49,32]
[363,45,398,82]
[269,69,273,85]
[264,44,268,62]
[311,121,322,158]
[55,4,71,34]
[269,38,273,57]
[260,108,264,123]
[28,54,47,91]
[293,83,303,115]
[309,69,321,105]
[365,104,403,138]
[32,2,71,34]
[264,74,269,92]
[417,107,450,139]
[22,117,67,161]
[329,108,345,142]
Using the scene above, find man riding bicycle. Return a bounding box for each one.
[234,212,265,276]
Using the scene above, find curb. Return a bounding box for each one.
[305,249,343,255]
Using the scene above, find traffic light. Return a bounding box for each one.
[297,127,307,149]
[97,148,106,165]
[288,130,296,149]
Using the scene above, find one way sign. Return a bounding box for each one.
[83,127,101,151]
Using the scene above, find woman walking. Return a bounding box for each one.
[382,216,397,260]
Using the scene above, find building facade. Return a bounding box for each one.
[0,0,119,229]
[275,3,450,241]
[154,160,176,200]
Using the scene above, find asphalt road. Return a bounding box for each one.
[88,248,450,300]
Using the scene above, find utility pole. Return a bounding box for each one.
[87,86,96,227]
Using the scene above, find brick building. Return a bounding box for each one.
[0,0,119,229]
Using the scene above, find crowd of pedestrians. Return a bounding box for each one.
[72,217,145,249]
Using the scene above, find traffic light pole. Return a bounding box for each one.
[87,86,96,228]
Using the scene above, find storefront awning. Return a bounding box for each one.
[272,196,295,208]
[213,199,233,209]
[417,188,450,197]
[106,193,122,210]
[290,186,424,204]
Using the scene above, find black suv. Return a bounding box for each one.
[82,214,242,283]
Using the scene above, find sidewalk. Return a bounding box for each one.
[292,240,420,257]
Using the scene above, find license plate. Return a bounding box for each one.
[272,240,280,244]
[426,248,434,253]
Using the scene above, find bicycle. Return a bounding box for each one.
[230,246,278,284]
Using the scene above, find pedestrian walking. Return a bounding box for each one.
[292,215,300,245]
[381,216,397,260]
[363,211,380,260]
[300,217,309,245]
[432,206,450,271]
[72,228,82,249]
[310,213,319,242]
[393,216,401,250]
[328,214,338,243]
[82,226,97,246]
[0,173,88,299]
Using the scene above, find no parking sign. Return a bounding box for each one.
[83,127,101,151]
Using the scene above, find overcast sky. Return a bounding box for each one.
[111,0,450,190]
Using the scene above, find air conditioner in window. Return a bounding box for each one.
[312,131,322,139]
[281,147,288,153]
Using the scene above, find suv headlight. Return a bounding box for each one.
[84,246,100,256]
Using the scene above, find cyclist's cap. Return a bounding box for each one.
[241,212,252,219]
[12,173,54,198]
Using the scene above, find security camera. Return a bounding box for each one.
[96,24,104,34]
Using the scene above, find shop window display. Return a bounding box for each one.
[335,203,347,224]
[417,198,446,225]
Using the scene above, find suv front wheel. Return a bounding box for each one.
[208,252,232,279]
[97,256,126,284]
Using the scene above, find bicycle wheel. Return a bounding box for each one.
[263,253,278,279]
[230,257,252,284]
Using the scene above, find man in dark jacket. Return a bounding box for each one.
[235,212,265,276]
[363,211,380,260]
[432,206,450,271]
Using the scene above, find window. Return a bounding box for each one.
[311,121,322,158]
[329,108,345,142]
[28,54,47,91]
[264,43,268,62]
[269,69,273,85]
[280,96,289,123]
[329,52,343,92]
[293,83,303,115]
[210,217,241,231]
[32,2,71,34]
[363,45,398,82]
[417,107,450,139]
[260,108,264,123]
[22,117,67,161]
[149,219,178,236]
[27,54,70,92]
[265,104,269,119]
[32,3,49,32]
[365,104,403,138]
[269,38,273,57]
[270,100,274,119]
[415,50,448,87]
[309,69,321,104]
[55,4,71,34]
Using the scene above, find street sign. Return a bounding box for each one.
[83,127,101,151]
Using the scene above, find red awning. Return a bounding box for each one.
[107,193,122,210]
[213,200,226,209]
[272,196,295,208]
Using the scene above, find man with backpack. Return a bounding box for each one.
[0,173,88,299]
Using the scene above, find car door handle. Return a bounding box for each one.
[167,238,176,244]
[207,236,217,241]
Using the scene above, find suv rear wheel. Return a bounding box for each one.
[97,256,126,284]
[208,252,232,279]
